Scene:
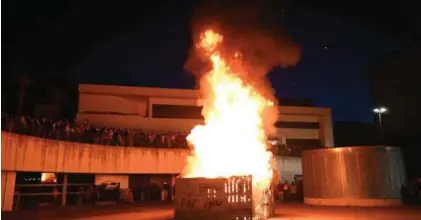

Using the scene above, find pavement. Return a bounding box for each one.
[2,202,421,220]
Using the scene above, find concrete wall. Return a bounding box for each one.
[77,84,334,146]
[302,146,405,206]
[0,131,304,212]
[276,156,302,182]
[76,114,201,132]
[79,94,148,116]
[1,171,16,211]
[1,132,189,174]
[79,84,200,99]
[76,114,322,141]
[78,85,201,118]
[278,106,333,147]
[1,132,303,179]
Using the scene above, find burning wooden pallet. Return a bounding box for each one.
[174,175,274,220]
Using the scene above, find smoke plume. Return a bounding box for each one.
[184,0,301,135]
[184,1,301,77]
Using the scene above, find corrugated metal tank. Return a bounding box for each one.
[302,146,406,206]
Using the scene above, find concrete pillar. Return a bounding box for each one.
[320,115,334,147]
[148,99,153,118]
[61,174,68,206]
[1,171,16,211]
[171,175,176,200]
[171,175,176,186]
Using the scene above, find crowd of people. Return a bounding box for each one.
[1,114,189,148]
[275,177,304,202]
[1,113,303,156]
[77,182,174,205]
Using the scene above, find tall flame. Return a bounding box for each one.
[183,29,275,190]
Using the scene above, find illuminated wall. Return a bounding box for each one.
[1,132,188,174]
[79,94,148,116]
[0,131,302,211]
[302,146,405,206]
[1,132,302,179]
[77,84,334,147]
[76,114,201,132]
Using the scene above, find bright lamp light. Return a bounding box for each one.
[373,107,387,114]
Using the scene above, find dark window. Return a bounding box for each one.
[275,121,320,129]
[81,111,133,115]
[278,98,313,106]
[152,104,203,119]
[286,139,321,147]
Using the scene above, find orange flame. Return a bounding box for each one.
[183,30,274,190]
[41,173,57,183]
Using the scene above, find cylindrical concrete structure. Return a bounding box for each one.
[302,146,406,207]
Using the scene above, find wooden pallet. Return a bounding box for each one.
[174,176,274,220]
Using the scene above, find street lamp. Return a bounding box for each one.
[373,107,387,142]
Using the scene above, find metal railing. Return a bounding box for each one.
[13,183,94,210]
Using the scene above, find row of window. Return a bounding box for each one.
[83,104,321,129]
[268,138,322,147]
[274,121,319,129]
[152,104,202,119]
[152,105,320,129]
[286,139,321,147]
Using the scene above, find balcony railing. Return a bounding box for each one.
[2,125,319,157]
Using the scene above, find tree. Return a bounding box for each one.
[47,87,68,105]
[16,73,32,116]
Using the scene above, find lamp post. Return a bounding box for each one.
[373,107,387,142]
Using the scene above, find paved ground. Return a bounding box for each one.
[2,203,421,220]
[275,203,421,220]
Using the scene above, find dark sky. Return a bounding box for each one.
[3,0,420,122]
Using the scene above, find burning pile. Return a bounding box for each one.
[176,3,300,219]
[177,29,277,219]
[184,30,275,188]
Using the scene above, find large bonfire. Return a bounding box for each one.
[182,29,276,197]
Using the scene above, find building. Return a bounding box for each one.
[1,84,334,211]
[77,84,334,147]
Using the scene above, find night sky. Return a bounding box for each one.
[3,0,420,122]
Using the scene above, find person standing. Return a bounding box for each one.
[77,187,84,206]
[283,181,290,201]
[290,182,297,201]
[52,187,59,206]
[276,182,283,201]
[160,186,168,201]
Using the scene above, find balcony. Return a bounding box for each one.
[1,132,189,174]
